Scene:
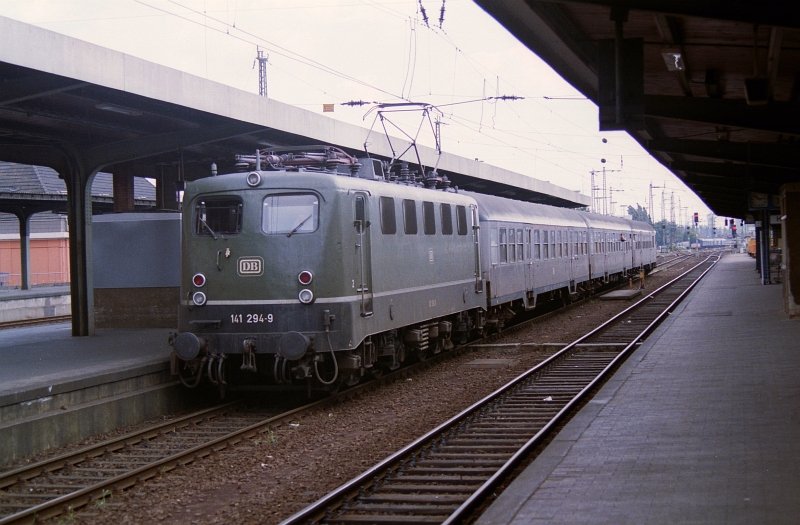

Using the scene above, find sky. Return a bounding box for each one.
[0,0,714,224]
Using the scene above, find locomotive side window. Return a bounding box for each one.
[456,205,468,235]
[195,197,243,236]
[441,204,453,235]
[380,197,396,234]
[423,201,436,235]
[262,193,318,235]
[403,199,418,234]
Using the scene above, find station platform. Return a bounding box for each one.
[477,252,800,524]
[0,285,70,323]
[0,313,177,464]
[0,323,172,403]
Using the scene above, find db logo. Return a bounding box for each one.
[238,257,263,276]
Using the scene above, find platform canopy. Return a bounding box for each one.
[0,16,587,210]
[475,0,800,219]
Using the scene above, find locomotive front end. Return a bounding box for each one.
[170,168,350,393]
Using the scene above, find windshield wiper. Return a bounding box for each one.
[199,217,218,240]
[286,214,312,238]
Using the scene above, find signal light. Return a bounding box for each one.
[246,171,262,187]
[192,273,206,287]
[298,289,314,304]
[298,270,313,285]
[192,291,207,306]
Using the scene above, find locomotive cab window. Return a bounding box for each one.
[195,197,243,236]
[262,193,319,235]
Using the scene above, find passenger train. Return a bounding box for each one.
[170,146,657,393]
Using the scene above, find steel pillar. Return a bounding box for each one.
[15,210,31,290]
[63,160,96,336]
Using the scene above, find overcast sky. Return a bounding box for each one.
[1,0,714,222]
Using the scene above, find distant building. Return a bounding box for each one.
[0,162,155,287]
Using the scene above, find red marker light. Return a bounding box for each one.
[192,273,206,287]
[298,271,313,285]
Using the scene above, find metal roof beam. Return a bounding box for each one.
[643,95,800,135]
[83,121,266,170]
[648,138,800,169]
[545,1,800,28]
[670,158,797,178]
[0,74,88,106]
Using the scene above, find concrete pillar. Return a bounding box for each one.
[781,183,800,318]
[112,167,136,212]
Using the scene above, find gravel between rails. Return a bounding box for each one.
[43,262,690,524]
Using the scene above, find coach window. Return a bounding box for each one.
[423,201,436,235]
[525,229,532,260]
[379,196,396,234]
[534,229,541,259]
[500,228,508,263]
[456,205,468,235]
[262,193,318,235]
[195,197,243,236]
[508,228,516,262]
[441,203,453,234]
[403,199,418,234]
[490,228,499,265]
[517,229,524,261]
[542,231,549,259]
[549,230,556,259]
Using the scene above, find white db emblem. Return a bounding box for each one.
[238,257,263,276]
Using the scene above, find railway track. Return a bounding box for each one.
[0,316,70,330]
[0,260,690,523]
[0,344,483,524]
[0,398,318,524]
[280,254,720,525]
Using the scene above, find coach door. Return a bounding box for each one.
[354,193,373,317]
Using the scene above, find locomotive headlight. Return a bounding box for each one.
[298,270,313,285]
[298,288,314,304]
[192,273,206,287]
[192,291,207,306]
[246,171,262,187]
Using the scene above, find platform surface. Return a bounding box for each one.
[0,321,171,404]
[477,253,800,524]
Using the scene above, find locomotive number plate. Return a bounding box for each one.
[230,313,274,324]
[238,256,263,276]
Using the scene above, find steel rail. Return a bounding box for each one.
[0,339,484,524]
[279,255,719,524]
[0,397,331,524]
